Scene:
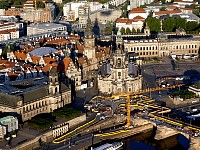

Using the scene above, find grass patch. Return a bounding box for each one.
[52,107,82,120]
[28,113,54,130]
[170,90,195,100]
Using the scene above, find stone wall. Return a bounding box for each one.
[13,114,86,150]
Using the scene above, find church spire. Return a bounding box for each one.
[85,8,93,39]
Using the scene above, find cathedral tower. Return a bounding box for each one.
[84,10,94,48]
[49,67,59,95]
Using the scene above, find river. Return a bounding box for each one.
[123,127,190,150]
[92,127,190,150]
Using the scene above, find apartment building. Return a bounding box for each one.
[27,23,66,36]
[0,29,19,41]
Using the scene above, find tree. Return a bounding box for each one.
[132,28,136,33]
[193,9,200,17]
[126,27,131,34]
[186,21,199,31]
[174,18,187,30]
[1,48,7,59]
[36,1,45,8]
[161,0,166,4]
[189,4,197,9]
[163,18,175,32]
[140,4,147,8]
[145,17,160,33]
[160,7,166,11]
[137,28,141,33]
[162,18,187,32]
[109,4,114,9]
[120,27,125,35]
[0,1,9,9]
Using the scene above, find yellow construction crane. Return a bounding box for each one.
[105,84,184,128]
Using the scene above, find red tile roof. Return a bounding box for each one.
[116,18,129,23]
[31,55,40,64]
[63,57,71,71]
[77,44,84,54]
[130,8,146,13]
[155,9,182,15]
[14,51,26,61]
[0,29,18,34]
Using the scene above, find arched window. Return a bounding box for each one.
[55,87,58,93]
[117,58,121,67]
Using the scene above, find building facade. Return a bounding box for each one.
[27,23,66,36]
[188,81,200,97]
[0,67,71,121]
[0,116,18,133]
[123,34,200,58]
[98,39,142,95]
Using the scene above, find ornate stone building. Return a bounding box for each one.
[124,33,200,58]
[98,39,142,95]
[0,67,71,121]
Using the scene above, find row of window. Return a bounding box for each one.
[24,107,48,118]
[138,52,158,56]
[170,50,197,53]
[24,100,48,112]
[127,44,198,51]
[128,46,158,51]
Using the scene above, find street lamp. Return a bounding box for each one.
[91,130,94,150]
[68,137,71,148]
[83,88,86,105]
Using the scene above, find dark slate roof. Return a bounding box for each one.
[22,86,49,103]
[128,63,138,76]
[49,67,57,76]
[60,82,70,92]
[0,93,21,107]
[190,81,200,89]
[99,63,111,77]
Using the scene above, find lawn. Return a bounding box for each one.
[52,107,82,120]
[28,113,54,130]
[27,107,82,130]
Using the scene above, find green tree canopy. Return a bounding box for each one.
[145,17,160,33]
[120,27,125,35]
[137,28,141,33]
[193,9,200,17]
[109,4,114,9]
[189,4,197,9]
[163,18,186,32]
[160,7,166,11]
[163,18,175,32]
[36,1,45,8]
[0,1,9,9]
[161,0,166,4]
[132,28,136,33]
[186,21,199,31]
[174,18,187,29]
[126,27,131,34]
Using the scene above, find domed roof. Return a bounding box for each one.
[29,47,58,57]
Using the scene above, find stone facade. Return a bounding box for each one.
[98,39,142,95]
[0,67,71,121]
[124,35,200,58]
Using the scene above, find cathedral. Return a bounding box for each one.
[97,38,142,95]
